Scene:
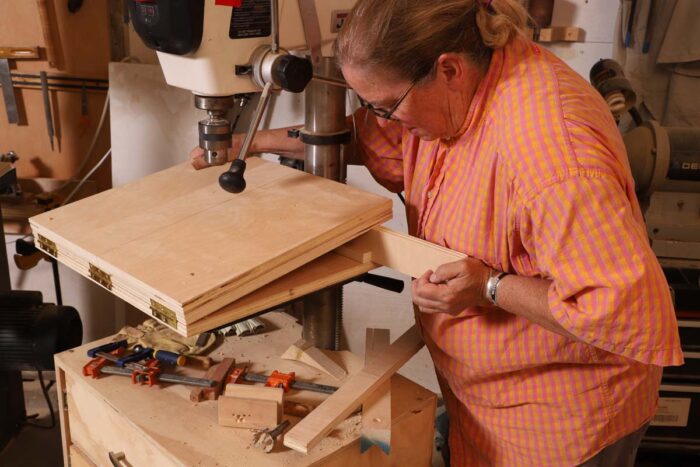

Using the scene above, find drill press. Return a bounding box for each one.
[127,0,357,348]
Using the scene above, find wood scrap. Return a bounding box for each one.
[528,26,585,42]
[218,398,279,429]
[283,325,424,454]
[219,384,284,429]
[281,339,347,380]
[190,357,235,402]
[360,329,392,455]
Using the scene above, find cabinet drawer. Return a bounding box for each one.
[64,372,180,467]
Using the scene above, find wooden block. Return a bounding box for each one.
[283,325,424,454]
[281,339,347,380]
[224,384,284,420]
[218,397,280,429]
[528,26,585,42]
[190,357,235,402]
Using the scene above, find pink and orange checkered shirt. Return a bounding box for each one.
[355,38,683,465]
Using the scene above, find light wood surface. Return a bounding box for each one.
[54,311,436,466]
[528,26,586,42]
[361,329,392,454]
[220,385,283,429]
[284,325,425,454]
[30,158,391,333]
[282,339,348,380]
[337,226,467,278]
[218,397,280,429]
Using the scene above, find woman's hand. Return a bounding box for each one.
[412,258,493,315]
[190,127,304,170]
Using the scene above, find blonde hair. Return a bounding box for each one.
[335,0,528,81]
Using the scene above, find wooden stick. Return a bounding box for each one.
[36,0,59,68]
[360,329,392,454]
[283,325,424,454]
[281,339,347,380]
[336,226,466,278]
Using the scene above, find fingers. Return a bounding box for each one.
[429,260,465,284]
[412,270,445,311]
[190,146,207,170]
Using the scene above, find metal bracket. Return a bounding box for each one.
[149,299,178,330]
[36,234,57,257]
[89,263,113,290]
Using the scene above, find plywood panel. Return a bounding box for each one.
[30,157,392,333]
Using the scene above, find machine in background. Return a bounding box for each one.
[591,59,700,308]
[591,59,700,453]
[0,162,83,450]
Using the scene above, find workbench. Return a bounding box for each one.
[55,311,437,466]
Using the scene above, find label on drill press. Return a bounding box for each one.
[229,0,271,39]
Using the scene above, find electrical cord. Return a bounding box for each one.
[23,369,56,430]
[60,148,111,206]
[56,56,139,192]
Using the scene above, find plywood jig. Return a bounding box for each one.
[30,157,392,335]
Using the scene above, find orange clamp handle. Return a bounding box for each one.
[265,370,295,392]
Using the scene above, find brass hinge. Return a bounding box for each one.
[89,263,113,290]
[62,389,68,411]
[150,299,178,330]
[36,234,57,257]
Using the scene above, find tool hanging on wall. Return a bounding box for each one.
[39,71,55,151]
[78,85,90,136]
[0,47,40,124]
[36,0,61,69]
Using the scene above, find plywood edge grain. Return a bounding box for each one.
[184,252,375,336]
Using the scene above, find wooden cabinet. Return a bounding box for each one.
[55,312,436,466]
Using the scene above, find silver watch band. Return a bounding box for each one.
[486,271,508,305]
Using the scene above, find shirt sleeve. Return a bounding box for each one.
[353,108,405,193]
[519,172,683,366]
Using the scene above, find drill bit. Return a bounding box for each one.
[254,419,291,453]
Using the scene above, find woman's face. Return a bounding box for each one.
[342,55,483,141]
[342,65,453,141]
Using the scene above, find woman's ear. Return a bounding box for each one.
[435,53,469,90]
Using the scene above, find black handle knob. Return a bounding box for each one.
[273,55,313,93]
[357,273,405,294]
[219,159,247,193]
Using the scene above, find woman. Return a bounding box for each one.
[192,1,682,464]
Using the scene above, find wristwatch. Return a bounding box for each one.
[486,271,509,305]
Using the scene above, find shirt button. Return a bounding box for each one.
[427,191,433,199]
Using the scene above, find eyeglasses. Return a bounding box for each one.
[357,80,417,121]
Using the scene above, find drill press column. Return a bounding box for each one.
[301,57,352,350]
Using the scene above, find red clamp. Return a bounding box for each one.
[82,347,125,378]
[131,359,161,387]
[265,370,295,393]
[227,366,246,385]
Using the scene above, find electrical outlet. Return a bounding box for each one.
[331,10,350,33]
